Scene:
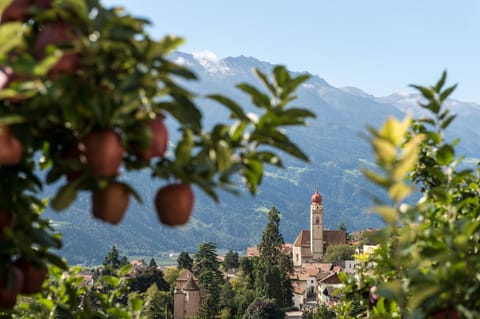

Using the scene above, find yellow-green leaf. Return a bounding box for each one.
[372,205,398,224]
[388,182,413,202]
[373,138,396,163]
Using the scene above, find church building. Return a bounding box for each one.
[292,188,346,266]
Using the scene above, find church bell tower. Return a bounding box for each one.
[310,188,324,259]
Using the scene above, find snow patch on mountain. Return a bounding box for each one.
[192,50,231,75]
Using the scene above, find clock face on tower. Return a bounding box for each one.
[312,205,323,214]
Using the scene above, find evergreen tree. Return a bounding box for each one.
[120,255,129,266]
[254,207,291,312]
[278,253,294,309]
[193,242,224,319]
[177,251,193,270]
[239,257,255,288]
[129,267,170,293]
[257,207,284,262]
[149,258,157,268]
[102,245,122,274]
[144,283,173,319]
[223,250,240,271]
[242,297,283,319]
[255,265,282,303]
[220,280,237,317]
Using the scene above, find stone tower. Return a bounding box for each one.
[310,188,324,259]
[174,271,201,319]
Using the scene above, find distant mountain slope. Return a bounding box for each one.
[43,52,480,265]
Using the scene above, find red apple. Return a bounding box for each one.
[14,259,47,294]
[1,0,30,23]
[83,129,124,176]
[429,309,460,319]
[92,182,130,224]
[135,117,168,160]
[34,22,80,74]
[0,266,23,309]
[0,125,23,165]
[154,183,194,226]
[32,0,51,9]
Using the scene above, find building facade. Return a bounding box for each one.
[173,270,201,319]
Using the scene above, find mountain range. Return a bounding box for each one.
[43,52,480,265]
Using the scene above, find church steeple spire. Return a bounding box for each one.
[310,186,324,259]
[311,187,322,204]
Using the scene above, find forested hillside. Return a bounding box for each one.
[43,53,480,264]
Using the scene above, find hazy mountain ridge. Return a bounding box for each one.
[44,52,480,265]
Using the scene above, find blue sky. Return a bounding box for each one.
[103,0,479,103]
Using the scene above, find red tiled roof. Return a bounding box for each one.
[293,230,311,248]
[323,230,346,245]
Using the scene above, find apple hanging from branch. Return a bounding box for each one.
[0,125,23,165]
[155,183,194,226]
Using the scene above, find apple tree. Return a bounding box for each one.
[0,0,315,309]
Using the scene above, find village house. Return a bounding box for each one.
[173,270,202,319]
[317,272,343,307]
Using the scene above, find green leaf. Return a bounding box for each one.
[31,229,61,249]
[430,186,451,203]
[253,129,309,162]
[192,178,219,202]
[51,182,78,211]
[388,182,413,202]
[174,128,194,165]
[0,22,23,58]
[273,65,290,87]
[121,182,143,204]
[0,115,24,126]
[418,117,435,126]
[242,157,264,194]
[46,167,64,184]
[439,84,457,102]
[44,253,68,270]
[207,94,248,120]
[255,151,283,167]
[215,140,232,172]
[363,169,390,187]
[434,70,447,92]
[229,121,248,142]
[410,84,434,100]
[162,97,202,132]
[254,68,276,95]
[440,114,456,130]
[275,107,316,122]
[285,73,311,94]
[102,275,120,287]
[156,34,186,55]
[236,83,271,109]
[422,100,441,114]
[435,144,454,165]
[377,280,402,300]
